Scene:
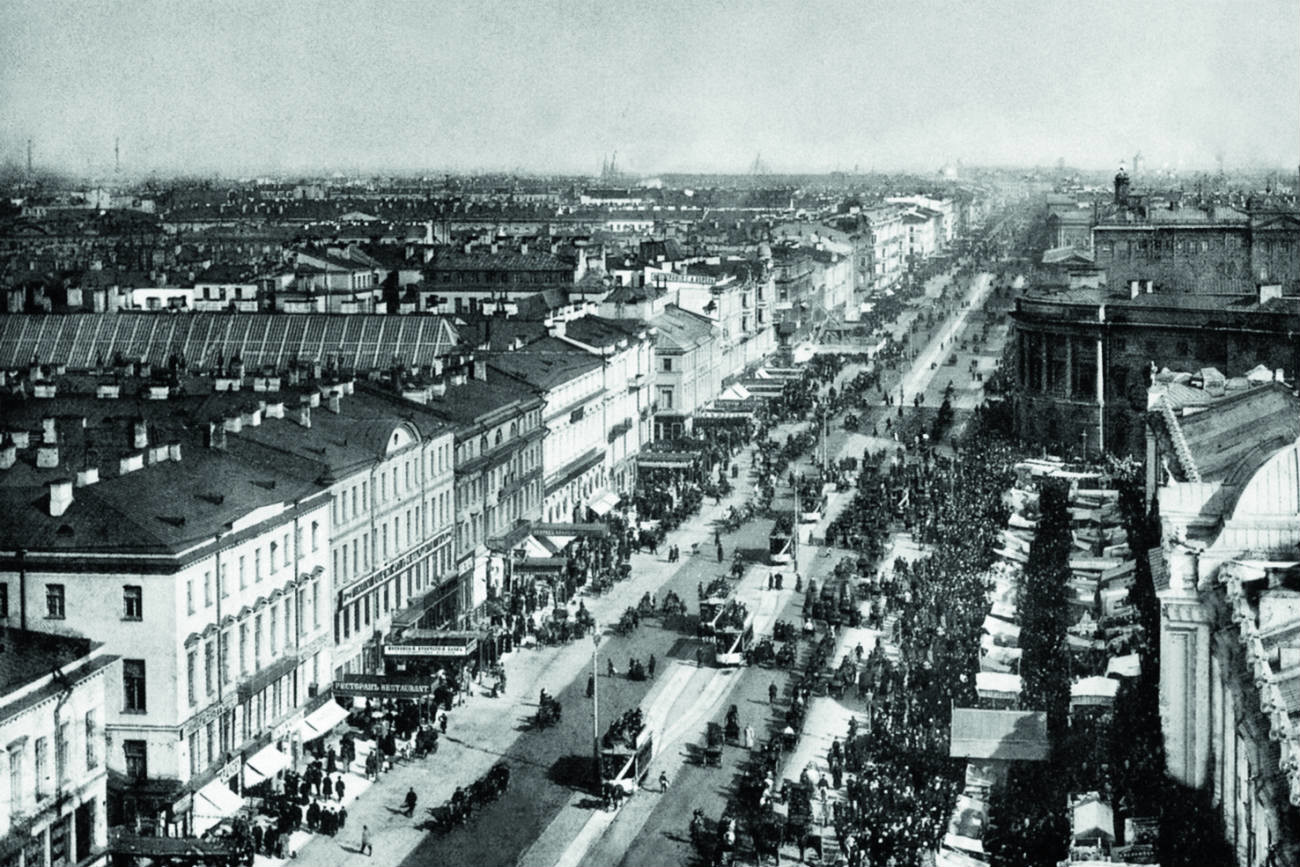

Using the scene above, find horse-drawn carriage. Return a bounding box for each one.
[534,692,561,729]
[425,762,510,834]
[704,721,723,767]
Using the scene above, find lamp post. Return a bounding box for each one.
[591,623,601,795]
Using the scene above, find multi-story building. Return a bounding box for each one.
[419,245,579,317]
[647,305,721,440]
[400,363,546,615]
[0,392,333,836]
[901,207,943,263]
[554,316,655,498]
[673,256,776,384]
[492,346,606,524]
[887,194,956,247]
[192,265,260,312]
[1010,283,1300,457]
[219,382,457,679]
[0,631,116,867]
[1148,382,1300,866]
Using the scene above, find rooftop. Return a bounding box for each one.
[0,628,98,696]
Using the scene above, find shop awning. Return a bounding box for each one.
[193,779,244,836]
[586,490,620,517]
[243,743,289,787]
[297,699,350,741]
[637,455,696,469]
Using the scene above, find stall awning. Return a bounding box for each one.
[193,779,243,836]
[297,699,350,741]
[587,490,620,517]
[243,743,289,787]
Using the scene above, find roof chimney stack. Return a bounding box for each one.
[48,479,73,517]
[75,466,100,487]
[297,401,312,429]
[168,441,182,462]
[133,419,148,449]
[36,445,59,469]
[206,420,227,450]
[42,417,57,445]
[327,392,342,413]
[0,440,15,470]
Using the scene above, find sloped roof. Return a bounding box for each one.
[949,708,1049,761]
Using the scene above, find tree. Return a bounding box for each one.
[1020,477,1073,738]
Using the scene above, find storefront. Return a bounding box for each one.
[381,631,481,675]
[241,742,290,789]
[109,830,248,865]
[295,698,351,742]
[192,770,244,837]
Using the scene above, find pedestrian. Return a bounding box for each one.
[439,712,448,735]
[359,824,372,856]
[769,682,778,704]
[404,787,417,817]
[659,771,669,793]
[335,775,345,802]
[586,674,595,697]
[608,658,616,677]
[648,654,656,679]
[768,571,775,591]
[716,545,723,563]
[696,646,703,667]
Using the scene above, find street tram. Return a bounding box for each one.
[769,514,794,565]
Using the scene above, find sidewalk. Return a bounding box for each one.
[268,448,763,867]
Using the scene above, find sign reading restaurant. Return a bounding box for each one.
[334,674,439,699]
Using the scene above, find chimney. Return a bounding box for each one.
[36,445,59,468]
[549,318,566,338]
[431,380,448,398]
[1259,283,1283,304]
[42,417,57,444]
[242,407,262,427]
[463,242,473,254]
[308,390,321,408]
[206,420,227,450]
[119,453,144,475]
[48,479,73,517]
[222,414,242,433]
[520,242,529,255]
[133,419,148,449]
[0,440,15,469]
[490,241,499,254]
[168,441,182,462]
[474,361,487,382]
[10,431,29,449]
[1128,279,1140,300]
[1144,279,1154,294]
[327,392,342,413]
[297,402,312,429]
[75,466,99,487]
[450,372,467,387]
[341,379,354,395]
[264,401,285,419]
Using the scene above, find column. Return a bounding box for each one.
[1159,545,1212,787]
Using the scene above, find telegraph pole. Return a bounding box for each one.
[591,624,601,794]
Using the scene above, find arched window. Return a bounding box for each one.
[479,436,489,453]
[509,422,517,439]
[495,429,503,446]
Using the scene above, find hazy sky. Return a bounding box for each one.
[1,0,1296,176]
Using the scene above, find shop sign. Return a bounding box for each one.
[334,674,438,698]
[216,757,241,784]
[382,640,476,658]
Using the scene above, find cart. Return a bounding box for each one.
[704,722,724,767]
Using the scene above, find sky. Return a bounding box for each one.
[1,0,1296,177]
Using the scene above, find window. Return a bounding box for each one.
[187,650,197,705]
[35,736,49,799]
[657,387,674,410]
[46,583,65,619]
[220,631,232,684]
[204,570,213,607]
[269,607,278,657]
[123,659,147,712]
[220,562,229,597]
[123,585,143,620]
[0,582,7,618]
[205,721,216,764]
[282,533,290,567]
[270,541,279,572]
[9,741,23,812]
[204,641,215,696]
[283,598,292,648]
[189,731,201,777]
[239,623,249,674]
[661,357,673,372]
[85,711,98,769]
[123,740,147,781]
[254,549,262,582]
[239,555,247,589]
[254,614,263,669]
[57,721,69,784]
[311,521,319,551]
[186,575,195,615]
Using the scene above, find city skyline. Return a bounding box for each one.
[1,0,1298,177]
